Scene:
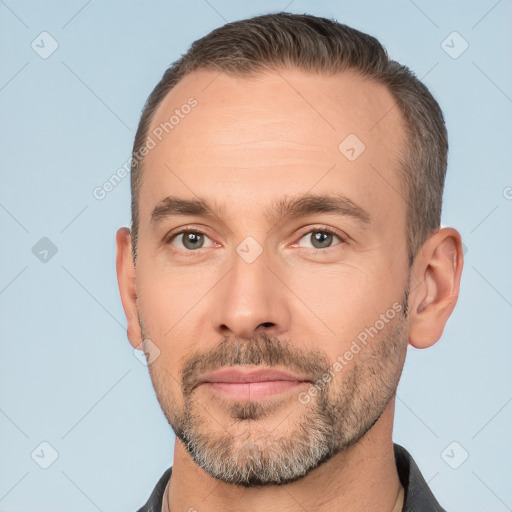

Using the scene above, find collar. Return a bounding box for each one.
[136,443,446,511]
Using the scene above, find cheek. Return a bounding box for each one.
[146,354,184,412]
[135,262,219,377]
[136,257,218,330]
[289,261,403,347]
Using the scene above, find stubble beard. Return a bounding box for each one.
[142,293,409,487]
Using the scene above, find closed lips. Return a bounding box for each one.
[191,368,313,400]
[196,368,311,386]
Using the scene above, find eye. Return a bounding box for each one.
[295,228,344,250]
[168,230,215,251]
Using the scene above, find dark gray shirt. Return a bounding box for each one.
[136,443,446,511]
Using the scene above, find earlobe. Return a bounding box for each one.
[408,228,464,349]
[116,227,143,348]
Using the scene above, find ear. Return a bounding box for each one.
[408,227,464,349]
[116,227,143,349]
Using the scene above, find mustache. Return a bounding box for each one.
[181,333,332,395]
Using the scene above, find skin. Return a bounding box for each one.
[116,68,463,511]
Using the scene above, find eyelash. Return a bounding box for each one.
[166,225,346,253]
[293,226,345,252]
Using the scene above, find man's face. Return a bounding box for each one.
[133,69,411,485]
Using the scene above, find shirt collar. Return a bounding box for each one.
[137,443,446,512]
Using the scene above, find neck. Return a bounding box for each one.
[164,399,401,512]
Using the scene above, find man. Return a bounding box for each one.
[116,12,463,512]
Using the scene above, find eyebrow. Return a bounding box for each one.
[150,194,371,227]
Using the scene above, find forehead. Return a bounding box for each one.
[140,68,407,227]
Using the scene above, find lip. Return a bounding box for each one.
[194,367,312,400]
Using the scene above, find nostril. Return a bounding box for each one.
[258,322,274,328]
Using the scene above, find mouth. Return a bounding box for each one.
[194,367,312,400]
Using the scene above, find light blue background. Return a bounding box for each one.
[1,1,511,511]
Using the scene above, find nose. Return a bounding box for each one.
[211,247,291,340]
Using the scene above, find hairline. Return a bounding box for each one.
[132,65,415,259]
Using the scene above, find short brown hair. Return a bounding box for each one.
[130,12,448,265]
